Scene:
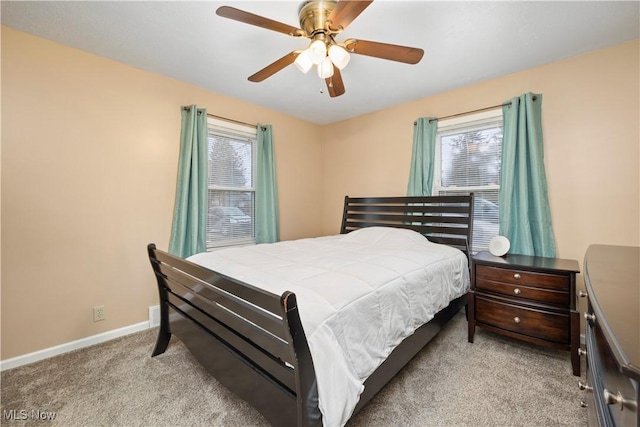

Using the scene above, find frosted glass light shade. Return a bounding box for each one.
[294,50,313,73]
[308,40,327,65]
[317,56,334,79]
[328,45,350,70]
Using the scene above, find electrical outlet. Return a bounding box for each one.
[93,305,106,322]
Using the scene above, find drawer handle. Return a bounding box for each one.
[577,348,587,357]
[513,288,521,295]
[584,313,596,323]
[603,389,637,411]
[580,401,588,408]
[578,381,592,392]
[513,316,521,324]
[513,273,521,280]
[579,291,588,298]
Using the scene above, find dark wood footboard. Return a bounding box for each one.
[147,244,321,427]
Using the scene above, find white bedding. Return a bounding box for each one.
[188,226,469,427]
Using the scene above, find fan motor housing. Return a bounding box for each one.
[298,0,337,36]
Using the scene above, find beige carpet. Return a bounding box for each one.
[1,312,587,426]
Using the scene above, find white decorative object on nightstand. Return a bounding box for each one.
[488,236,510,257]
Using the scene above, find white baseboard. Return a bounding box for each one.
[0,306,160,372]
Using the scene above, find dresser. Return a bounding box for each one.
[581,245,639,426]
[468,251,581,376]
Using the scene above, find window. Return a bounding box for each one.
[207,117,256,249]
[434,109,503,253]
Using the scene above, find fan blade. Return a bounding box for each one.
[216,6,303,37]
[328,0,373,31]
[325,66,345,97]
[345,39,424,64]
[248,52,299,82]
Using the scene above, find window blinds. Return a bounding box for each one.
[206,118,257,248]
[435,114,503,252]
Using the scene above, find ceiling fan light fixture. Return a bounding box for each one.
[294,50,313,73]
[216,1,423,98]
[328,44,350,70]
[317,56,334,79]
[308,39,327,64]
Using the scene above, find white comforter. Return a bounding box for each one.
[188,227,469,427]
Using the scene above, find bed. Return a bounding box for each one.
[148,194,474,427]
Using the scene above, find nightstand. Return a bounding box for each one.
[468,251,581,376]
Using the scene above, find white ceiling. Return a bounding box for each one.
[2,1,638,125]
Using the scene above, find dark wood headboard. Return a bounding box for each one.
[340,194,475,255]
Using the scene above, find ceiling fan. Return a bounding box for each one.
[216,0,424,97]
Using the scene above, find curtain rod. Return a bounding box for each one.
[426,95,537,124]
[181,106,257,128]
[207,113,257,129]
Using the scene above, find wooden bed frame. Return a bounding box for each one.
[148,194,474,427]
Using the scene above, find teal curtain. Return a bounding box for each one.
[407,117,438,196]
[500,93,556,257]
[168,105,208,257]
[255,124,279,244]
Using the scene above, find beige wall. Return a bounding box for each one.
[1,27,323,360]
[2,26,639,361]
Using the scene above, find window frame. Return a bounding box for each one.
[206,117,257,249]
[432,108,503,253]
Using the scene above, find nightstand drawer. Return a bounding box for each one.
[475,278,569,305]
[475,265,568,291]
[476,296,570,344]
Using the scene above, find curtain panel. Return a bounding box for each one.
[255,124,280,244]
[500,93,556,257]
[168,105,208,258]
[407,117,438,196]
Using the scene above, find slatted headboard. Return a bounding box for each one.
[340,194,475,255]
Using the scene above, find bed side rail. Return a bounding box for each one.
[340,194,474,255]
